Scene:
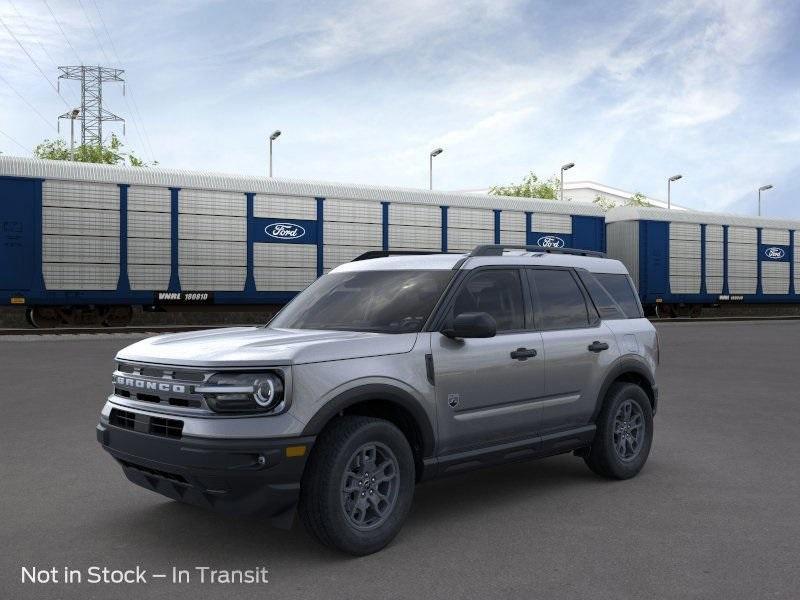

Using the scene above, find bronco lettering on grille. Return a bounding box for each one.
[114,376,187,394]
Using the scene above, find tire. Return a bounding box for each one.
[298,416,415,556]
[584,382,654,480]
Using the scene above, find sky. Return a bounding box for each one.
[0,0,799,217]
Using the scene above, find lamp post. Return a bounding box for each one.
[429,148,443,190]
[560,162,575,202]
[667,174,682,209]
[269,130,281,177]
[758,184,773,216]
[68,108,79,160]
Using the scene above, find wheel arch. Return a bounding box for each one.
[592,358,657,421]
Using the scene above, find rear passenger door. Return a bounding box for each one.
[527,268,620,434]
[431,268,545,455]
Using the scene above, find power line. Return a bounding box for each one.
[0,14,70,108]
[0,72,59,132]
[90,0,156,162]
[76,0,112,64]
[0,127,30,154]
[42,0,84,66]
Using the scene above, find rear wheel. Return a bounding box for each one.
[298,416,415,555]
[584,382,653,479]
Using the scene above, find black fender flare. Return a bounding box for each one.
[301,383,436,458]
[591,356,657,421]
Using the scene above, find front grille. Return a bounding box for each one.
[149,416,183,439]
[113,362,210,412]
[109,408,135,430]
[118,459,187,483]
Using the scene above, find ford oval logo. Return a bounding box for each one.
[265,222,305,240]
[536,235,566,248]
[764,246,785,260]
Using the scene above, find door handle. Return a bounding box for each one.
[510,347,537,361]
[588,341,609,353]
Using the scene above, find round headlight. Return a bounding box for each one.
[254,375,284,409]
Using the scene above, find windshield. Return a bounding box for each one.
[269,270,454,333]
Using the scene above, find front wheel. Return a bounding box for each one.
[298,416,415,555]
[584,382,654,479]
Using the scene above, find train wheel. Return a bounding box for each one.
[29,306,64,329]
[101,305,133,327]
[25,308,35,327]
[689,304,703,318]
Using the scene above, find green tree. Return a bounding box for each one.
[593,194,618,211]
[628,191,652,207]
[593,191,653,211]
[34,134,155,166]
[489,171,562,199]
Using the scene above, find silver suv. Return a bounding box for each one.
[97,245,659,555]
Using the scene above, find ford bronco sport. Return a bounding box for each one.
[97,245,659,555]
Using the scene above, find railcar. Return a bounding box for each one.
[606,206,800,317]
[0,157,605,327]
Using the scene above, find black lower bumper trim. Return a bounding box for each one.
[97,422,314,524]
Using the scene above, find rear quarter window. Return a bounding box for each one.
[590,272,643,319]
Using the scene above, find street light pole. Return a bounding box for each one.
[758,184,773,216]
[69,108,79,161]
[667,174,683,209]
[429,148,443,190]
[269,130,281,177]
[560,162,575,202]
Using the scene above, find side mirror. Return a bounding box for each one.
[441,312,497,339]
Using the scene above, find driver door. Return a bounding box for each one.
[431,267,545,455]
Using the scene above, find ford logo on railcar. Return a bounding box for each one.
[265,222,305,239]
[537,235,566,248]
[764,247,785,260]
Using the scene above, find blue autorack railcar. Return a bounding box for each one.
[0,157,605,327]
[606,206,800,317]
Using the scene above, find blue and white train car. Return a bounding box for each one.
[606,206,800,316]
[0,157,605,326]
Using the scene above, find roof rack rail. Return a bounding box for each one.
[469,244,607,258]
[351,250,446,262]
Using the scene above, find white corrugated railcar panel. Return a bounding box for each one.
[180,240,246,266]
[705,258,723,278]
[129,265,171,290]
[43,263,119,290]
[43,235,118,263]
[728,260,758,277]
[606,221,639,287]
[761,229,790,245]
[128,186,170,213]
[532,213,571,234]
[325,198,382,224]
[501,211,526,232]
[179,214,246,241]
[706,276,723,294]
[669,222,701,241]
[179,266,246,290]
[128,211,170,239]
[706,225,724,242]
[705,240,724,260]
[255,243,316,268]
[43,206,119,237]
[447,227,494,251]
[761,262,789,294]
[448,207,492,230]
[500,229,526,245]
[255,268,317,291]
[389,204,441,227]
[324,245,382,269]
[254,194,316,220]
[388,225,440,250]
[669,239,701,259]
[727,243,757,261]
[325,221,382,246]
[669,257,700,275]
[128,238,170,264]
[179,188,245,217]
[728,277,757,294]
[43,180,119,210]
[728,226,757,244]
[669,274,701,294]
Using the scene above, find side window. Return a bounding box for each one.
[577,271,626,320]
[594,273,643,318]
[528,269,590,330]
[448,269,525,332]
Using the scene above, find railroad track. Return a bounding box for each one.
[3,315,800,335]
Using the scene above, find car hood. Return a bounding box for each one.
[116,326,418,367]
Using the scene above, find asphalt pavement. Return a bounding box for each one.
[1,321,799,599]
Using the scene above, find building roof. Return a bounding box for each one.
[606,205,800,230]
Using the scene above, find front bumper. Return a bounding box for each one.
[97,420,314,527]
